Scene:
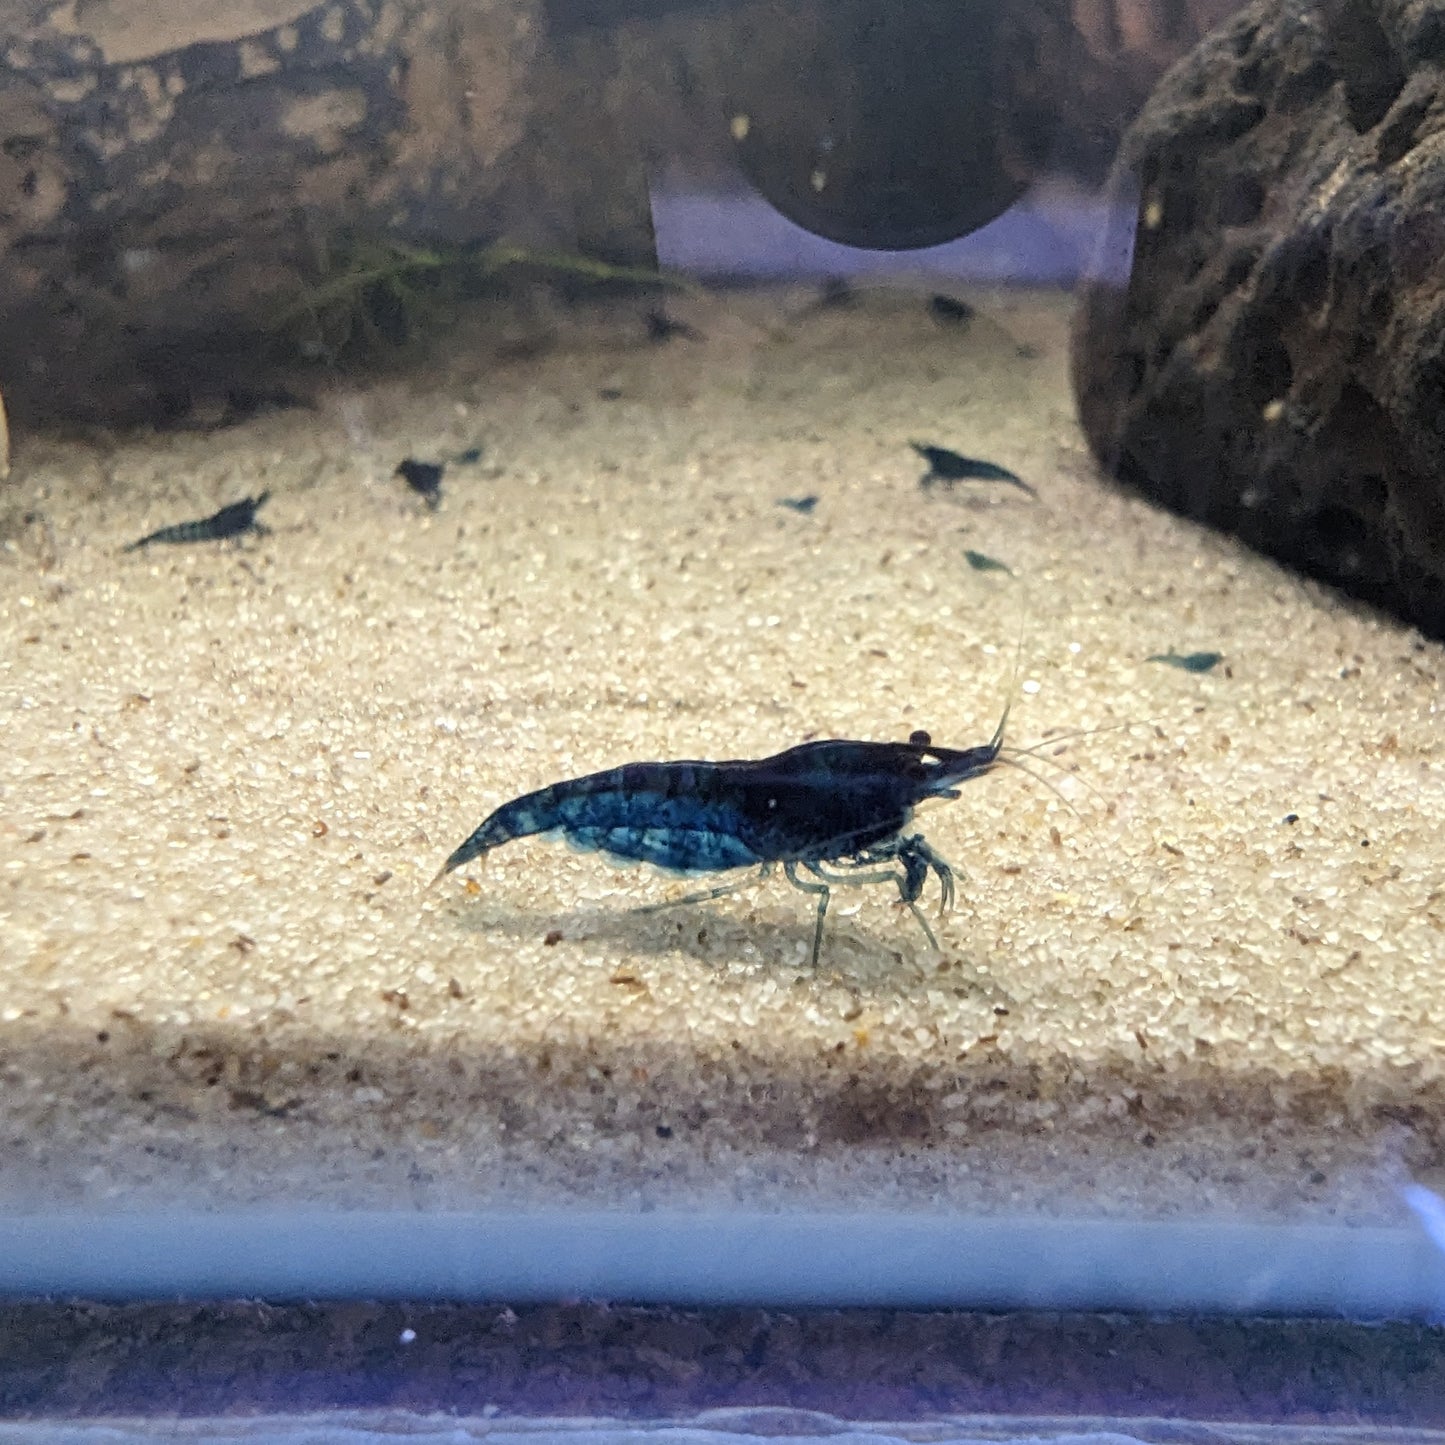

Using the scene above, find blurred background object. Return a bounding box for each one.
[0,0,1239,426]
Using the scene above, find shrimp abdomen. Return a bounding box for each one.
[438,761,761,877]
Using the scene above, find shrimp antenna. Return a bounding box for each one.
[1000,743,1107,812]
[970,589,1029,754]
[1010,718,1146,758]
[994,753,1091,824]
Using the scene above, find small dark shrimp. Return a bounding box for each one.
[645,309,704,344]
[910,442,1036,498]
[395,459,444,509]
[1147,649,1222,673]
[928,293,975,326]
[123,492,271,552]
[435,711,1015,967]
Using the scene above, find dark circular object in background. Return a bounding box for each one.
[726,0,1033,251]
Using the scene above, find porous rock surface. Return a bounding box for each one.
[1073,0,1445,638]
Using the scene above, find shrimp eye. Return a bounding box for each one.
[908,729,932,746]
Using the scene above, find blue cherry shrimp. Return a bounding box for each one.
[435,695,1090,966]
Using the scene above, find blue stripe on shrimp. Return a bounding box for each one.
[554,768,760,872]
[566,822,758,873]
[438,763,762,877]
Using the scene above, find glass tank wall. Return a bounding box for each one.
[3,0,1445,1339]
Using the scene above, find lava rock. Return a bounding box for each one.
[1073,0,1445,637]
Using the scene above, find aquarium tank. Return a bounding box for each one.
[3,0,1445,1436]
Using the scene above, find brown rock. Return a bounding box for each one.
[1073,0,1445,636]
[0,0,542,424]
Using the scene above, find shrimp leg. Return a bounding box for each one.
[632,864,772,917]
[783,860,832,967]
[803,856,941,956]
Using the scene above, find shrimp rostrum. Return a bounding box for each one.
[434,706,1041,966]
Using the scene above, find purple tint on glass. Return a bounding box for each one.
[650,176,1137,287]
